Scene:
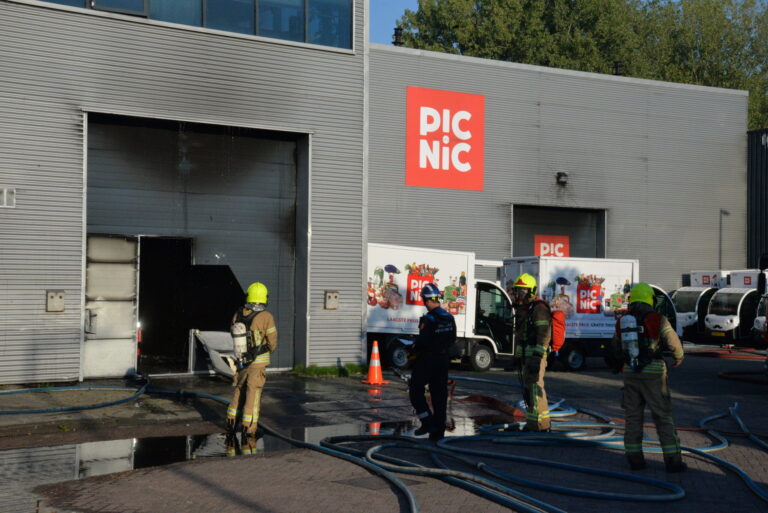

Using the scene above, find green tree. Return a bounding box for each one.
[399,0,768,129]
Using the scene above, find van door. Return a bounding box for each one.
[475,281,514,354]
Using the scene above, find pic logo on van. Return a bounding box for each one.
[406,276,432,306]
[406,86,485,190]
[744,276,752,286]
[534,235,570,257]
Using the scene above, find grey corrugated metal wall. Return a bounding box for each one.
[368,45,747,291]
[748,129,768,267]
[0,0,365,383]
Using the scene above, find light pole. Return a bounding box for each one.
[719,208,731,269]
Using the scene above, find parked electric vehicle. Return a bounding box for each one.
[704,288,760,343]
[752,294,768,345]
[671,287,717,342]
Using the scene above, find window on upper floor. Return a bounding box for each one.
[38,0,354,49]
[92,0,147,15]
[149,0,202,26]
[259,0,304,43]
[46,0,86,6]
[308,0,351,49]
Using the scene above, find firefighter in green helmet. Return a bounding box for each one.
[227,282,278,438]
[510,273,552,432]
[608,282,686,472]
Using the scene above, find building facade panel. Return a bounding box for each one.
[0,0,365,382]
[368,44,748,290]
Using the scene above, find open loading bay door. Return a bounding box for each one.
[85,114,302,375]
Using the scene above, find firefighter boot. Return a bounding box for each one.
[626,453,646,471]
[414,416,433,436]
[664,454,687,473]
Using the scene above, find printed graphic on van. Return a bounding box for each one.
[405,86,485,191]
[538,273,631,320]
[367,259,468,331]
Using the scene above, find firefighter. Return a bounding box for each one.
[511,273,552,432]
[609,282,686,472]
[409,283,457,441]
[227,282,278,438]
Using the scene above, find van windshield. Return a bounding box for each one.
[708,293,742,316]
[672,291,700,313]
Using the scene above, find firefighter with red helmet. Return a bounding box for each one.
[409,282,457,441]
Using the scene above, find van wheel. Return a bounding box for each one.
[560,343,586,371]
[469,344,494,372]
[386,340,410,370]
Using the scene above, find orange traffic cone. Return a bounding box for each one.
[368,422,381,436]
[362,340,389,385]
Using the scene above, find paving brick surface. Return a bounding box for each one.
[3,346,766,513]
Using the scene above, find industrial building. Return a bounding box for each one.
[0,0,749,384]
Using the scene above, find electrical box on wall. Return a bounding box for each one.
[46,290,65,312]
[324,290,339,310]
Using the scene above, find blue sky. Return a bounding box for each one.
[369,0,419,44]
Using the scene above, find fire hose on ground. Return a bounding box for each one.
[1,376,768,512]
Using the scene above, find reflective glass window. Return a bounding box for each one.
[308,0,351,48]
[150,0,202,26]
[92,0,146,14]
[259,0,304,43]
[708,292,742,316]
[206,0,255,35]
[45,0,86,7]
[672,291,700,313]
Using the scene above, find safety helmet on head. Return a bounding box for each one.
[511,273,537,303]
[246,282,269,305]
[513,273,537,293]
[420,283,442,302]
[628,283,654,307]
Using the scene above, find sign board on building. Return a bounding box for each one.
[405,86,484,191]
[534,235,570,257]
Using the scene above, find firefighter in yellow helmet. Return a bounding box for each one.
[510,273,552,432]
[608,283,686,472]
[227,282,278,438]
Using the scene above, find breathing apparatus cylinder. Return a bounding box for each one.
[231,322,248,362]
[620,314,640,370]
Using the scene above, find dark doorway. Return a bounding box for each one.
[138,237,192,374]
[513,205,606,258]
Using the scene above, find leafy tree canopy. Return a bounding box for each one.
[398,0,768,129]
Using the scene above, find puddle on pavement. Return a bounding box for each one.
[0,432,288,513]
[0,413,514,513]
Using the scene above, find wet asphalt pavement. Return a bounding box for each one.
[0,345,766,513]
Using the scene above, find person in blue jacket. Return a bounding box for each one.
[409,283,457,441]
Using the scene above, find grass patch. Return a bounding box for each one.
[292,363,366,377]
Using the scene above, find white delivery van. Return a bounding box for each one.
[671,287,718,342]
[366,244,514,372]
[727,270,768,344]
[753,294,768,343]
[502,256,680,370]
[690,270,731,288]
[729,269,768,290]
[704,288,761,343]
